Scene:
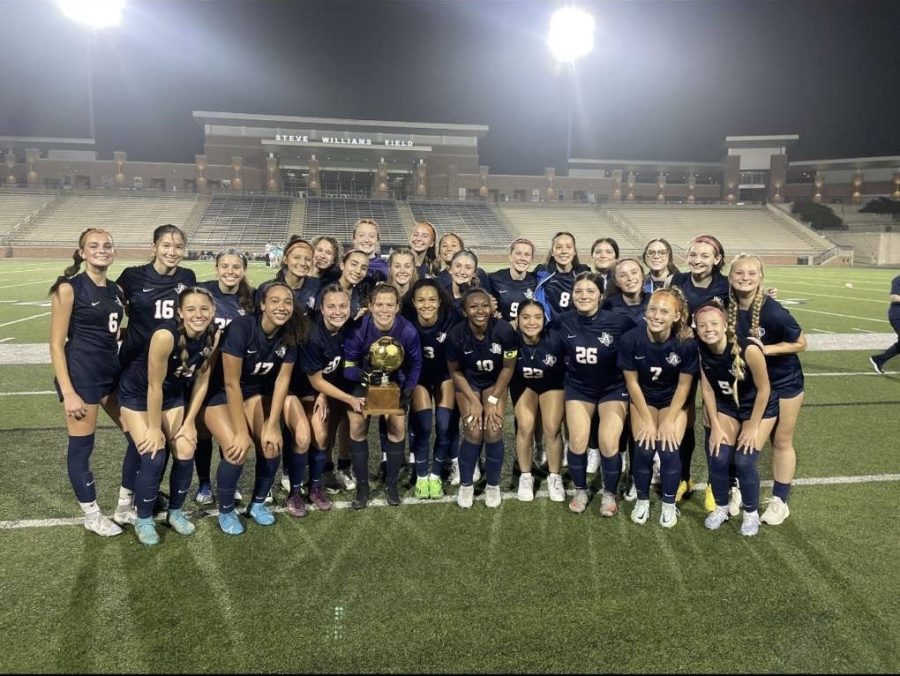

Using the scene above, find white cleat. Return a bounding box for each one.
[760,496,791,526]
[586,448,600,474]
[741,509,761,537]
[457,484,474,509]
[280,473,291,492]
[659,502,679,529]
[84,511,123,537]
[449,461,461,487]
[705,506,730,530]
[547,473,566,502]
[630,499,650,525]
[485,484,502,508]
[517,474,534,502]
[112,504,137,526]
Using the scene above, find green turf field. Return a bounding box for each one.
[1,259,898,673]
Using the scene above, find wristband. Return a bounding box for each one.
[486,395,499,405]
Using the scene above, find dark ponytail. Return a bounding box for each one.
[49,228,111,295]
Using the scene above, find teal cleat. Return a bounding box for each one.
[135,516,160,546]
[218,510,245,536]
[166,508,196,536]
[246,501,276,526]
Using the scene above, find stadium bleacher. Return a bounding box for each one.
[303,198,407,246]
[0,192,59,241]
[189,195,292,248]
[408,200,515,251]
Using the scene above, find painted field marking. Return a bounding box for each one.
[2,473,898,530]
[790,307,887,323]
[0,279,56,290]
[775,289,884,304]
[0,337,13,344]
[809,328,835,333]
[0,312,51,328]
[0,390,55,397]
[851,328,875,333]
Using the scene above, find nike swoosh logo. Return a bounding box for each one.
[635,356,646,360]
[91,301,101,307]
[567,334,576,339]
[498,290,508,294]
[142,288,154,293]
[464,350,473,355]
[85,481,95,487]
[178,489,189,495]
[142,498,155,503]
[246,349,257,354]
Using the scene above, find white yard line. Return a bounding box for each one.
[850,328,875,333]
[775,289,884,304]
[790,307,888,323]
[2,473,899,530]
[0,312,51,328]
[0,279,56,290]
[0,390,56,396]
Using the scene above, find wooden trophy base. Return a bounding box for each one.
[363,383,404,416]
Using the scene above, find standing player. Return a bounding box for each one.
[445,249,482,315]
[330,249,371,321]
[343,284,423,509]
[590,237,620,290]
[728,254,806,526]
[489,238,538,326]
[409,220,441,279]
[114,224,196,526]
[436,232,491,290]
[275,236,320,317]
[534,231,590,320]
[510,300,566,502]
[386,247,418,299]
[696,302,778,537]
[201,282,305,535]
[310,236,343,284]
[402,278,462,499]
[667,234,729,508]
[555,272,636,515]
[49,228,125,537]
[116,287,218,545]
[352,218,388,283]
[447,288,518,509]
[642,238,679,292]
[194,250,255,505]
[618,288,698,528]
[870,274,900,374]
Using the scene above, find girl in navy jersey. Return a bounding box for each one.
[299,284,365,504]
[447,288,518,509]
[489,238,538,326]
[695,302,778,537]
[49,228,125,537]
[402,278,461,499]
[511,300,565,502]
[194,250,255,505]
[869,274,900,374]
[446,249,482,315]
[437,232,491,291]
[728,254,806,526]
[618,288,698,528]
[352,218,388,283]
[113,224,197,525]
[555,272,636,516]
[387,247,418,299]
[642,238,679,293]
[275,236,321,317]
[310,236,343,284]
[117,287,218,545]
[343,284,423,509]
[590,237,620,291]
[202,282,306,535]
[409,220,440,279]
[330,249,370,321]
[534,231,590,321]
[667,234,729,508]
[602,257,649,323]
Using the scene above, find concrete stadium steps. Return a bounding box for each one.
[302,198,407,247]
[0,193,59,240]
[408,201,514,251]
[190,195,292,249]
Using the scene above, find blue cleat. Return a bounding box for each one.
[166,508,196,536]
[135,516,160,546]
[218,510,245,536]
[246,501,276,526]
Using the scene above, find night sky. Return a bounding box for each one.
[2,0,898,174]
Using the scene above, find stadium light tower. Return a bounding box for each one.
[58,1,124,143]
[548,6,595,162]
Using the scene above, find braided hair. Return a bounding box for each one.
[648,287,693,343]
[412,220,441,277]
[727,253,767,341]
[696,300,744,407]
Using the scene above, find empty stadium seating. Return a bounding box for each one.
[190,195,292,248]
[408,201,515,251]
[0,192,59,240]
[303,198,407,246]
[7,193,199,246]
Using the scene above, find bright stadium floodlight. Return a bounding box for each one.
[547,6,595,64]
[59,0,124,29]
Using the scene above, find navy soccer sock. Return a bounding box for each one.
[568,450,587,490]
[707,443,734,507]
[287,448,308,493]
[121,432,141,491]
[458,439,482,486]
[194,437,213,485]
[134,449,167,519]
[773,480,791,503]
[67,433,96,503]
[600,453,622,495]
[410,409,433,479]
[432,406,453,476]
[252,452,281,504]
[733,450,760,512]
[216,460,243,513]
[309,447,328,486]
[484,439,504,486]
[385,439,405,488]
[659,442,681,505]
[633,442,655,500]
[168,457,194,510]
[447,409,461,461]
[350,439,369,487]
[679,426,696,482]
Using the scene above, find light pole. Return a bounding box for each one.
[547,6,595,163]
[58,1,124,142]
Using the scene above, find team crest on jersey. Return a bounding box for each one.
[174,283,187,295]
[597,332,613,347]
[711,296,723,305]
[543,354,557,367]
[753,327,766,338]
[238,308,246,316]
[490,342,502,355]
[524,288,534,300]
[666,352,681,366]
[275,345,287,358]
[437,332,447,344]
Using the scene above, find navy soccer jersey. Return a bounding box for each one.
[533,263,590,320]
[208,313,297,400]
[446,317,518,392]
[736,298,804,395]
[55,272,124,402]
[343,314,423,392]
[199,280,251,331]
[297,314,350,393]
[512,329,566,394]
[488,269,538,321]
[366,256,389,284]
[117,323,214,411]
[116,263,197,365]
[889,275,900,325]
[553,308,636,400]
[669,271,730,318]
[602,293,648,325]
[413,310,461,389]
[699,339,778,421]
[315,282,365,320]
[436,268,492,294]
[617,326,699,408]
[256,277,320,318]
